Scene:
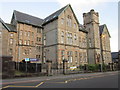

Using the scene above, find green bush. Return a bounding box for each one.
[87,64,100,72]
[79,65,85,70]
[102,64,107,72]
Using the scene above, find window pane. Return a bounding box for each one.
[10,39,13,44]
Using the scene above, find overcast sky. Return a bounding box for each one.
[0,0,119,52]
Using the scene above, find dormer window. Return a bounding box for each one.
[25,20,30,23]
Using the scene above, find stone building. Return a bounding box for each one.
[0,18,10,56]
[0,4,112,71]
[83,10,102,65]
[43,5,88,69]
[0,18,17,58]
[99,24,112,65]
[83,9,112,65]
[10,10,43,63]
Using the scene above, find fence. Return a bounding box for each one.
[15,62,42,73]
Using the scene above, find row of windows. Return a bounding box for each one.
[23,47,41,55]
[61,50,87,63]
[11,38,41,45]
[20,28,42,36]
[19,40,34,45]
[20,30,34,37]
[61,31,87,47]
[9,47,41,57]
[61,15,77,28]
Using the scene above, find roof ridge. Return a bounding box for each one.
[44,4,68,20]
[13,10,44,27]
[14,10,43,20]
[0,18,11,31]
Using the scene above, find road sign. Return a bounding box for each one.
[29,58,39,62]
[25,58,30,61]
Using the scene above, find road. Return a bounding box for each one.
[1,71,118,89]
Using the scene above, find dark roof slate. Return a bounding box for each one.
[99,25,104,35]
[43,5,68,25]
[43,4,80,26]
[14,10,44,27]
[99,24,111,37]
[5,23,17,32]
[0,18,11,31]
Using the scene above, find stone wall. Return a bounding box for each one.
[1,56,15,79]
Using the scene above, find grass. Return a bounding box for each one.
[15,70,25,76]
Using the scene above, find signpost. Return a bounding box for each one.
[25,58,39,72]
[25,58,30,72]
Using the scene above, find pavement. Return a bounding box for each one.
[1,71,119,89]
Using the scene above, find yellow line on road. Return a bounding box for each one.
[2,81,44,89]
[35,81,44,87]
[8,85,35,88]
[2,85,10,89]
[46,82,65,84]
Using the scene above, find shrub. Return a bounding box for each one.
[87,64,100,72]
[102,64,107,72]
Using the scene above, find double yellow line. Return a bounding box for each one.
[2,81,44,89]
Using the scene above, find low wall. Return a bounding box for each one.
[1,56,15,79]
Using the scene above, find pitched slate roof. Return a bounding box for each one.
[13,10,44,27]
[0,18,11,31]
[5,23,17,32]
[99,25,104,35]
[43,4,80,26]
[99,24,111,37]
[43,5,68,25]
